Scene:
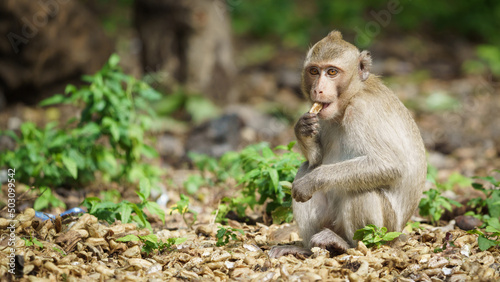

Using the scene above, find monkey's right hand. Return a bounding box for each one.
[295,113,320,139]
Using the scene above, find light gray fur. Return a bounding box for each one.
[288,31,426,254]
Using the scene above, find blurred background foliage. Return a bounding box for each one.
[230,0,500,47]
[88,0,500,78]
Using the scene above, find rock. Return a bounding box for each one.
[225,105,288,143]
[157,133,185,162]
[0,0,112,104]
[134,0,236,103]
[455,215,482,231]
[185,113,243,158]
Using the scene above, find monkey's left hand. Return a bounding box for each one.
[292,174,316,202]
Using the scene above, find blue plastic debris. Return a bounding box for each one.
[35,207,86,221]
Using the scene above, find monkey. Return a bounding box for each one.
[269,31,426,258]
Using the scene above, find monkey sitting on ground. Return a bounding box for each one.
[269,31,426,258]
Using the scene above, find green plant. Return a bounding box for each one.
[418,189,462,225]
[117,234,187,255]
[216,226,244,247]
[189,142,303,224]
[466,172,500,221]
[463,45,500,77]
[53,247,66,256]
[405,221,423,233]
[468,217,500,251]
[81,179,165,230]
[33,187,66,211]
[0,54,162,188]
[169,194,198,229]
[23,236,44,249]
[154,89,219,124]
[235,142,303,224]
[100,190,122,203]
[190,151,242,184]
[353,224,402,248]
[184,151,242,194]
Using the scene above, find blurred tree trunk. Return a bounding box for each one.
[0,0,112,105]
[134,0,237,103]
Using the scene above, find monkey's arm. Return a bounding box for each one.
[292,155,402,202]
[294,113,322,167]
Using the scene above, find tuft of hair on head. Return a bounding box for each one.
[327,30,343,40]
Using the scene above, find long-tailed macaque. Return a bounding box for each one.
[269,31,426,258]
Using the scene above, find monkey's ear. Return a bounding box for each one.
[359,50,372,81]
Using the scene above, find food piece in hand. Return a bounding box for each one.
[309,102,323,114]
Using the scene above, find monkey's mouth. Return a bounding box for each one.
[320,103,331,112]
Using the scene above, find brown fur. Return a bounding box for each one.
[269,31,426,258]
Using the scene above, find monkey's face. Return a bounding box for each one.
[301,31,372,120]
[303,61,354,120]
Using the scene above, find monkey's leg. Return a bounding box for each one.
[269,163,326,259]
[268,245,312,259]
[292,163,327,245]
[309,228,351,256]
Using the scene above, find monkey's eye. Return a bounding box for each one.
[309,68,319,75]
[327,68,339,76]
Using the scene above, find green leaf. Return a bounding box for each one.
[65,84,77,94]
[382,232,402,241]
[183,175,205,194]
[486,217,500,231]
[268,168,279,192]
[478,235,498,251]
[117,234,140,242]
[262,146,274,159]
[32,238,44,248]
[485,226,500,233]
[173,237,187,245]
[61,155,78,179]
[118,203,133,224]
[40,94,66,106]
[185,96,219,124]
[108,53,120,67]
[139,178,151,200]
[145,201,166,224]
[130,204,149,228]
[140,234,159,244]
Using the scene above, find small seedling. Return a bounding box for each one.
[33,187,66,211]
[405,221,423,233]
[170,194,198,229]
[216,226,244,247]
[467,172,500,220]
[353,224,401,248]
[81,179,165,230]
[23,236,44,249]
[418,188,462,225]
[53,247,66,256]
[433,232,456,253]
[117,234,187,255]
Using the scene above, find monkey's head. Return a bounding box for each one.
[302,31,372,120]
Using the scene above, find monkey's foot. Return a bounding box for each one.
[268,245,312,259]
[310,229,350,256]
